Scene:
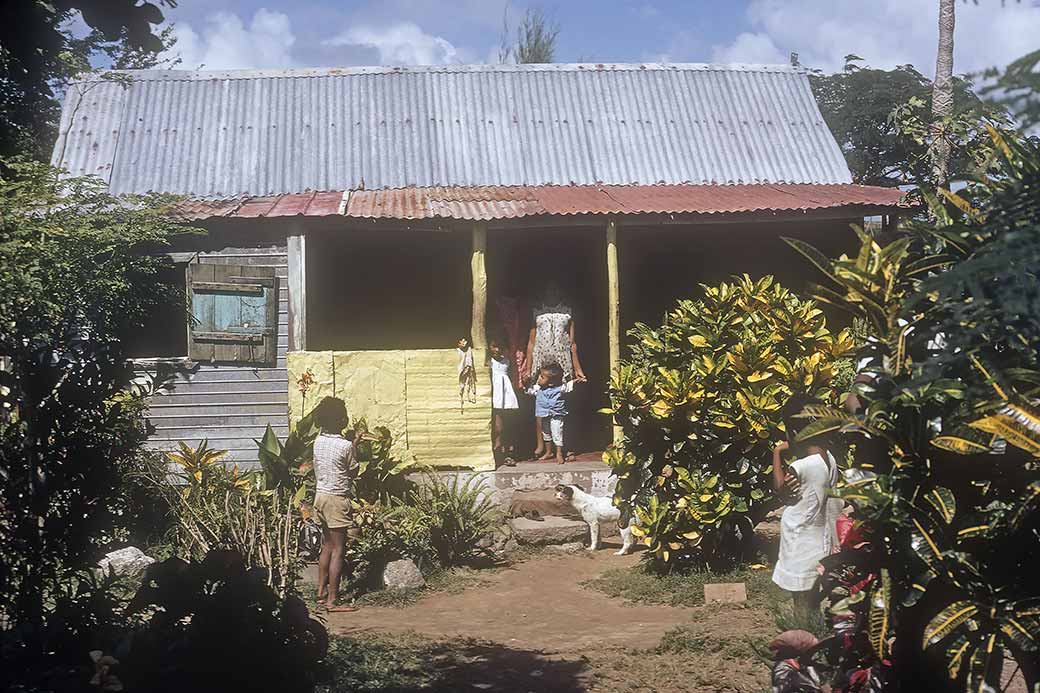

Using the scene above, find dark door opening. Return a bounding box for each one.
[487,226,612,456]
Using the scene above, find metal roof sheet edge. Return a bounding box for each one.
[75,62,810,83]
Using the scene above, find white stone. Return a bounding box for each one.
[97,547,155,576]
[382,559,426,590]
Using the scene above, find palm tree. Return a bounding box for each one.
[930,0,955,188]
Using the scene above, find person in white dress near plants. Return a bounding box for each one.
[771,397,844,618]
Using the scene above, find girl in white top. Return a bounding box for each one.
[489,338,519,466]
[771,401,844,617]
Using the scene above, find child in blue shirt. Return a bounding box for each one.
[527,362,585,464]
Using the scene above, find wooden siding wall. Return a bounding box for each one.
[145,245,289,467]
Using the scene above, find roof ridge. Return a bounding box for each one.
[80,62,807,82]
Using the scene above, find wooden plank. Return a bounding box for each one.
[191,281,265,294]
[287,234,307,351]
[606,218,622,446]
[188,263,216,362]
[193,331,266,344]
[470,222,488,350]
[704,582,747,604]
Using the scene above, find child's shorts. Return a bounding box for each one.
[540,416,565,447]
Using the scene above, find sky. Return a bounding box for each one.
[152,0,1040,77]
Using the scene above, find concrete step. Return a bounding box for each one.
[507,514,619,546]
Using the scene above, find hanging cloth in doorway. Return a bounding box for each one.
[456,341,477,413]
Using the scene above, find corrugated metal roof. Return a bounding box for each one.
[175,183,906,221]
[52,63,854,197]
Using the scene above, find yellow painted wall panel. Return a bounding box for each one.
[287,348,494,471]
[331,351,408,460]
[405,349,494,471]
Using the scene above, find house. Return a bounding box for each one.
[51,63,905,471]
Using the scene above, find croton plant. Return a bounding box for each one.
[605,274,855,568]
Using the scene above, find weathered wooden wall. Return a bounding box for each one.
[144,244,289,467]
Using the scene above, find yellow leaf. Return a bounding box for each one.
[193,470,203,483]
[747,371,771,383]
[681,530,701,540]
[750,563,768,570]
[688,335,708,347]
[651,400,673,418]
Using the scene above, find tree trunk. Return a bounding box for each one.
[930,0,955,188]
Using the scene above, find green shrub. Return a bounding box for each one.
[146,440,304,595]
[605,275,854,569]
[344,501,435,593]
[393,474,502,568]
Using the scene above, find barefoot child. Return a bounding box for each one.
[771,398,844,619]
[311,397,359,613]
[489,337,519,466]
[526,363,585,464]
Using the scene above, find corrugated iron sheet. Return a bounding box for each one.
[53,63,854,197]
[175,183,905,221]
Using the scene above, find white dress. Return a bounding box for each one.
[772,452,843,592]
[490,358,519,410]
[530,303,573,380]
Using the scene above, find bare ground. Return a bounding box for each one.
[324,541,778,692]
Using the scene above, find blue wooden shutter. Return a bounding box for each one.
[188,263,279,364]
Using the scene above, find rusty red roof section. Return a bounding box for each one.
[175,184,906,222]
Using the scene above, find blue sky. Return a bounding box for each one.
[155,0,1040,76]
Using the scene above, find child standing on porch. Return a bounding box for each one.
[489,337,519,466]
[527,363,585,465]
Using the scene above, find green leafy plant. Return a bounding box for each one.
[393,474,501,568]
[785,131,1040,691]
[0,159,194,688]
[120,550,328,693]
[343,501,435,594]
[605,274,855,568]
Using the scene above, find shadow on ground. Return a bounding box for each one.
[323,634,592,692]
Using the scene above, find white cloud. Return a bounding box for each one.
[711,0,1040,75]
[712,32,785,65]
[324,22,462,65]
[165,8,296,70]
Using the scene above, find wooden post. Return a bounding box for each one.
[287,234,307,351]
[606,217,622,445]
[470,222,488,350]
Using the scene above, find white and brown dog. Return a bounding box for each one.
[554,484,637,555]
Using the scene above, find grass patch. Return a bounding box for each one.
[583,560,784,608]
[318,633,436,692]
[354,567,488,608]
[655,625,764,661]
[770,600,830,638]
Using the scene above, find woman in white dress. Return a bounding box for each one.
[771,401,843,617]
[524,283,586,459]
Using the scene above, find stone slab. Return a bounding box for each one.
[704,582,748,604]
[507,515,619,546]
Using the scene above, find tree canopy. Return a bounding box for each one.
[811,56,1011,186]
[499,6,559,64]
[0,0,172,160]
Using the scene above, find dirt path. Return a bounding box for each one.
[328,549,693,652]
[323,545,778,692]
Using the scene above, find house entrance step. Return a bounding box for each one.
[506,515,620,547]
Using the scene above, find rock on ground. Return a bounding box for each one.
[546,542,585,554]
[97,546,155,576]
[383,559,426,590]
